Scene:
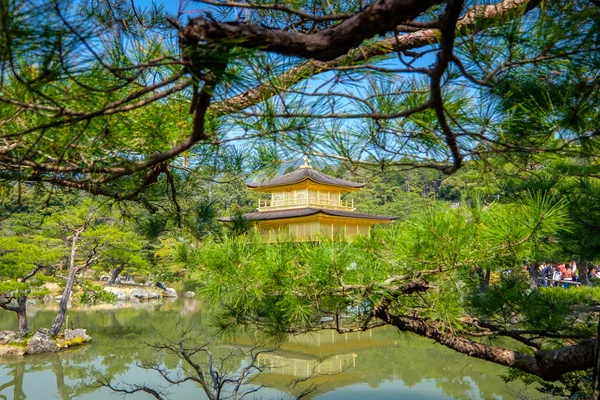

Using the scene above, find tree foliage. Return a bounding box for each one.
[2,0,600,394]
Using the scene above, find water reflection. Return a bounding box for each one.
[0,362,25,400]
[0,297,541,399]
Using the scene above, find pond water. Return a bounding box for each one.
[0,290,541,400]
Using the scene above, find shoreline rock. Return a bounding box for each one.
[131,288,161,300]
[104,286,178,302]
[0,330,20,345]
[63,328,92,343]
[0,329,92,358]
[26,331,59,355]
[39,281,179,305]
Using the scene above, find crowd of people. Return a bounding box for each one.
[534,261,600,288]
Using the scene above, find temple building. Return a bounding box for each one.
[220,158,396,241]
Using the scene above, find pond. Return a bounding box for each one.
[0,291,542,399]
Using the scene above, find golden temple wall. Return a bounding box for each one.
[257,217,374,242]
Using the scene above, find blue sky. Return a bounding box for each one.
[134,0,179,12]
[129,0,459,168]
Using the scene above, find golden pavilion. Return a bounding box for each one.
[220,158,396,241]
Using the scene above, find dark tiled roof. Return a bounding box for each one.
[218,207,397,222]
[247,168,365,189]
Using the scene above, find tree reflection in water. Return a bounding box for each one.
[0,297,542,399]
[0,362,25,400]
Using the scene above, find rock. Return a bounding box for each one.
[184,291,196,298]
[164,288,177,298]
[43,294,53,304]
[130,289,150,299]
[115,293,128,302]
[63,329,92,343]
[0,330,17,345]
[130,289,160,300]
[104,287,129,302]
[121,276,136,285]
[0,331,27,357]
[0,345,25,357]
[26,331,59,355]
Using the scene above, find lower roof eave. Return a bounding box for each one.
[218,208,397,223]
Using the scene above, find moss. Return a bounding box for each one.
[58,336,88,348]
[7,340,28,348]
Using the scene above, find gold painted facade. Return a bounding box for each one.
[257,184,354,212]
[257,214,374,242]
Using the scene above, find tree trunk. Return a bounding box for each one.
[479,268,491,291]
[592,315,600,399]
[579,260,591,287]
[107,265,125,286]
[60,255,69,271]
[1,295,29,333]
[49,264,78,336]
[528,262,539,290]
[16,296,27,333]
[49,229,84,336]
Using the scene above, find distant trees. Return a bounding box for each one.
[91,225,150,285]
[0,194,154,333]
[0,236,59,332]
[0,202,64,332]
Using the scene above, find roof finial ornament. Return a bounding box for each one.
[301,155,312,169]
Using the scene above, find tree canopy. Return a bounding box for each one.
[1,0,599,205]
[2,0,600,397]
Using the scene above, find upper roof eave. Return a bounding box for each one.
[247,168,365,190]
[247,177,363,191]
